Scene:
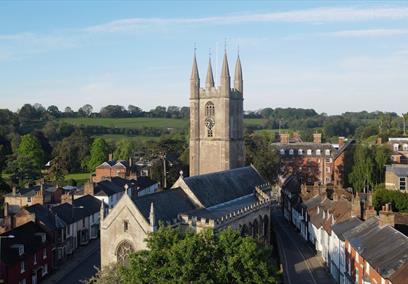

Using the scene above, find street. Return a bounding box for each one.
[43,239,100,284]
[271,210,335,284]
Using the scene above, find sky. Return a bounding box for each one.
[1,1,408,115]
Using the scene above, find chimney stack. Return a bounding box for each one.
[379,203,395,227]
[339,137,345,148]
[280,133,289,144]
[12,185,16,195]
[313,133,322,144]
[108,153,113,161]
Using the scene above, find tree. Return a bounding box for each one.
[87,138,111,171]
[17,134,45,170]
[47,105,61,118]
[79,104,93,117]
[245,133,280,184]
[372,145,391,184]
[349,144,374,192]
[52,130,91,173]
[92,226,278,284]
[128,105,143,117]
[403,112,408,136]
[114,139,135,161]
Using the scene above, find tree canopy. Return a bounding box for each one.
[90,226,278,284]
[87,137,111,171]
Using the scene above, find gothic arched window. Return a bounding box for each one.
[205,101,215,117]
[116,241,134,265]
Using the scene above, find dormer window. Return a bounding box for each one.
[298,149,303,155]
[394,143,399,151]
[325,149,330,156]
[403,144,408,151]
[280,149,285,155]
[316,149,321,156]
[289,149,294,155]
[307,149,312,155]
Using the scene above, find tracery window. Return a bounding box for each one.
[116,241,134,265]
[205,101,215,116]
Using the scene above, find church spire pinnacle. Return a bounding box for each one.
[220,50,230,79]
[206,50,214,89]
[149,202,157,231]
[234,53,243,93]
[191,50,199,81]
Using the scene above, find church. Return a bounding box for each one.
[100,51,275,267]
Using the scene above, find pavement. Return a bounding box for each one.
[271,210,335,284]
[43,239,100,284]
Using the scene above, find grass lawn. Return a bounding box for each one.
[60,117,266,129]
[92,134,161,143]
[64,172,91,185]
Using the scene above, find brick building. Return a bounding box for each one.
[272,133,354,186]
[344,210,408,284]
[93,158,139,183]
[388,137,408,164]
[385,164,408,191]
[0,222,53,284]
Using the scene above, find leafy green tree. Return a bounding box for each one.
[114,139,135,161]
[87,138,111,171]
[52,130,91,173]
[245,133,280,184]
[7,154,41,186]
[349,144,374,192]
[373,186,408,213]
[373,145,391,184]
[17,134,45,169]
[92,226,277,284]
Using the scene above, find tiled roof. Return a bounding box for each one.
[73,195,101,216]
[132,188,197,224]
[183,166,266,208]
[332,217,363,241]
[345,217,408,280]
[0,221,49,265]
[4,184,56,197]
[51,196,100,224]
[386,164,408,177]
[26,204,66,231]
[94,180,124,196]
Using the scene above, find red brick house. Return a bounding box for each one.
[93,158,139,182]
[273,133,354,186]
[0,221,53,284]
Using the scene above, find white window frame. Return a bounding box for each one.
[280,149,285,155]
[298,149,303,155]
[20,261,25,273]
[316,149,321,156]
[325,149,331,156]
[307,149,312,155]
[289,149,294,155]
[394,143,399,151]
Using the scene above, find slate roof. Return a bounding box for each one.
[94,180,124,197]
[4,184,56,197]
[332,217,363,241]
[182,166,266,208]
[386,164,408,177]
[132,188,197,224]
[282,175,301,195]
[185,194,258,219]
[111,176,157,192]
[0,221,49,265]
[26,204,66,231]
[344,217,408,280]
[303,195,322,210]
[73,195,101,216]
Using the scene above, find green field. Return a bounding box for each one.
[59,117,266,129]
[64,172,91,185]
[93,134,161,143]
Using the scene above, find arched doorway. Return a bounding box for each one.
[116,240,134,265]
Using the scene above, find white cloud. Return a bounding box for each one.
[84,6,408,33]
[320,28,408,37]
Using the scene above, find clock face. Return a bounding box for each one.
[205,117,215,129]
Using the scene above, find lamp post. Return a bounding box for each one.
[0,235,15,260]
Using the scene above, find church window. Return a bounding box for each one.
[116,241,134,265]
[207,129,213,137]
[205,101,215,116]
[123,220,129,232]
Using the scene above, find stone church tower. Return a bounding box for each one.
[189,51,245,176]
